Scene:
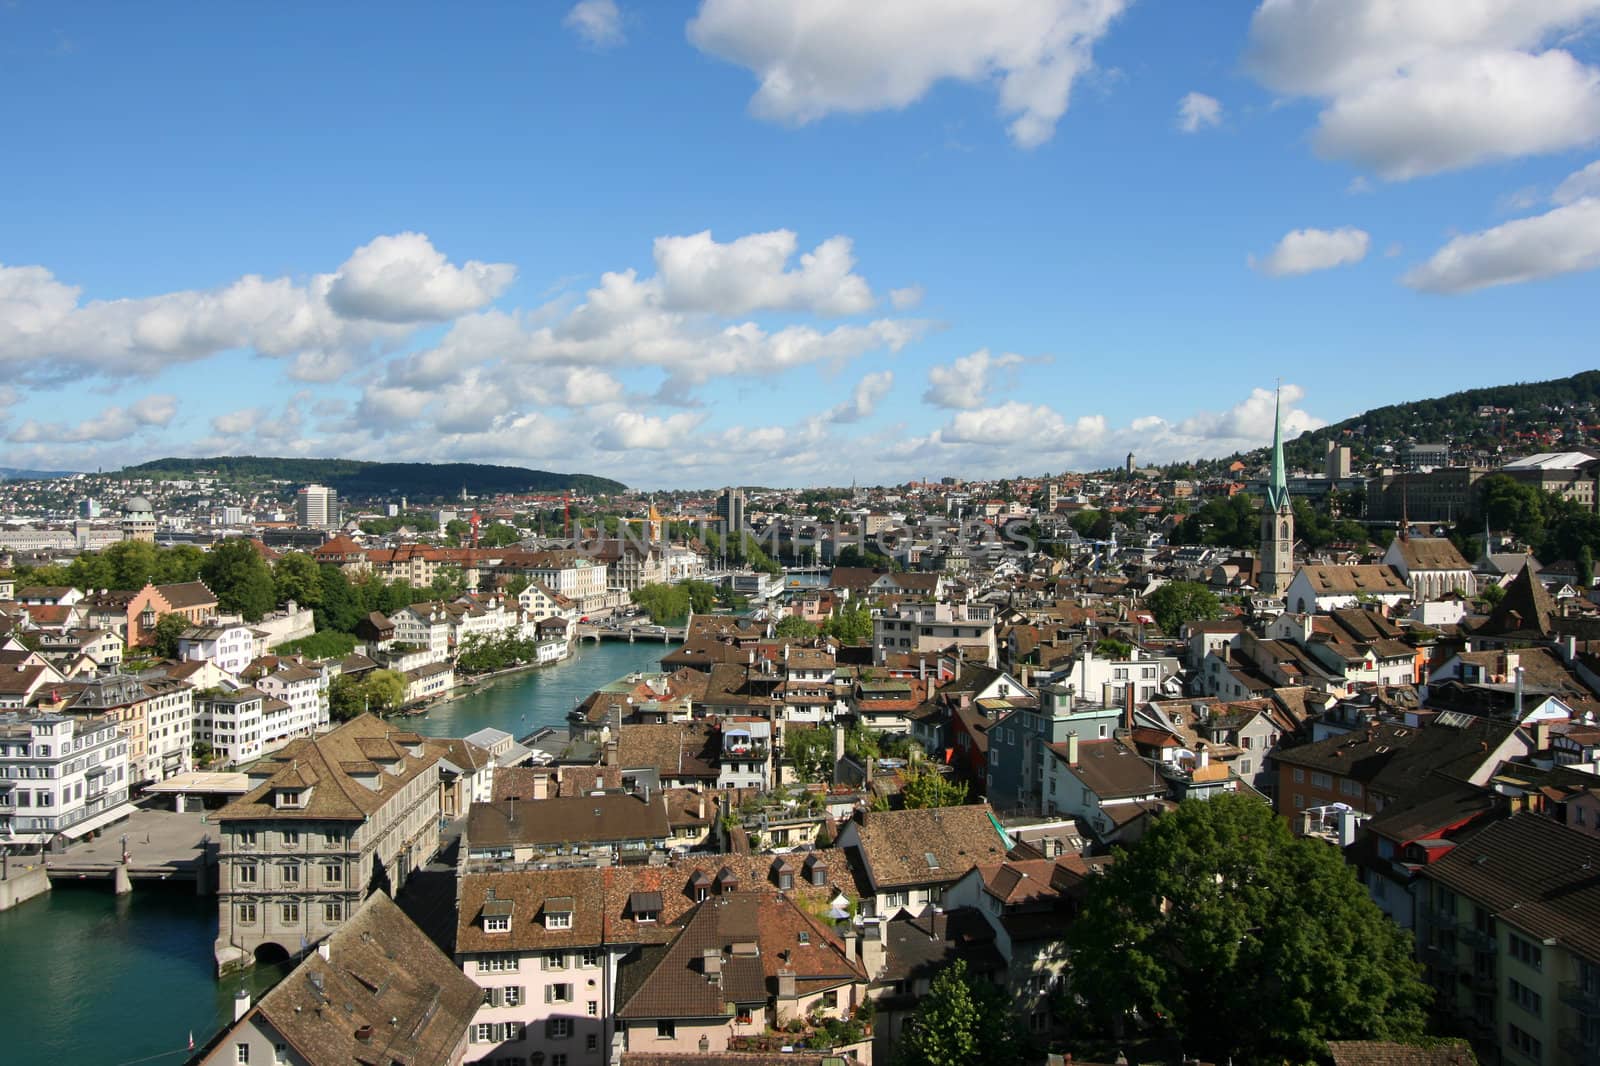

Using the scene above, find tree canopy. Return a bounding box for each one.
[775,615,820,640]
[1143,580,1222,634]
[1065,794,1429,1064]
[823,601,873,645]
[201,539,276,622]
[895,958,1027,1066]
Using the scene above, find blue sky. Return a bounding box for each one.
[2,0,1599,489]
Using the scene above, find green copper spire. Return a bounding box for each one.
[1267,383,1289,512]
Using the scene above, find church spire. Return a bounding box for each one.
[1266,382,1289,513]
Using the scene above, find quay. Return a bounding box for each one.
[41,807,217,896]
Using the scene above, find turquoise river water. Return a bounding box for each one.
[0,638,676,1066]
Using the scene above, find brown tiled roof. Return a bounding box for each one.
[1298,565,1409,595]
[157,580,218,609]
[1473,563,1555,640]
[216,714,445,822]
[456,868,608,954]
[1393,537,1472,574]
[848,805,1008,890]
[246,892,480,1066]
[1049,738,1163,800]
[1422,813,1600,962]
[467,794,671,849]
[617,722,719,779]
[603,853,854,945]
[1326,1041,1477,1066]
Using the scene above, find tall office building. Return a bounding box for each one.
[295,484,338,529]
[716,487,746,540]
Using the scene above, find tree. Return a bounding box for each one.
[479,523,522,548]
[1481,582,1507,608]
[1476,474,1548,545]
[273,552,324,609]
[896,958,1025,1066]
[835,545,894,570]
[1144,580,1222,634]
[1580,545,1595,588]
[823,601,873,645]
[1066,795,1429,1063]
[363,669,406,713]
[1095,637,1132,660]
[152,613,190,660]
[316,564,364,634]
[328,674,367,722]
[900,767,970,809]
[683,580,718,615]
[775,615,820,640]
[201,539,276,622]
[785,725,834,782]
[632,582,691,623]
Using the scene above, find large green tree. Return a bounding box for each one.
[775,615,820,640]
[785,725,833,782]
[896,958,1026,1066]
[201,539,277,622]
[152,613,190,660]
[1143,580,1222,634]
[823,601,873,645]
[899,767,970,809]
[1066,795,1428,1063]
[272,552,324,609]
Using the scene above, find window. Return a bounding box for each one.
[552,1056,567,1066]
[547,983,572,1003]
[586,1035,598,1052]
[322,863,341,884]
[283,830,299,846]
[239,829,257,847]
[324,902,342,923]
[1310,772,1332,789]
[544,950,567,970]
[1340,779,1363,798]
[237,864,258,884]
[281,903,299,924]
[504,986,523,1007]
[273,1044,287,1065]
[473,1023,494,1044]
[1240,758,1253,776]
[1510,933,1544,972]
[281,863,300,885]
[236,1043,250,1064]
[546,912,572,930]
[239,903,257,923]
[587,1000,598,1016]
[581,948,600,968]
[1508,977,1542,1017]
[547,1017,573,1039]
[1507,1023,1543,1063]
[656,1021,676,1040]
[821,989,838,1010]
[1294,794,1306,809]
[484,915,511,933]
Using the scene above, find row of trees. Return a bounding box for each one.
[897,796,1430,1065]
[454,632,550,674]
[328,670,406,720]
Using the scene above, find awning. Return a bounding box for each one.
[60,802,137,840]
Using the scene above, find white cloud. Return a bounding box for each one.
[1173,384,1322,442]
[1250,226,1370,276]
[922,349,1025,409]
[596,411,708,451]
[0,232,506,383]
[325,232,515,323]
[1402,196,1600,293]
[889,285,924,310]
[565,0,624,47]
[8,393,177,443]
[687,0,1132,148]
[941,402,1106,446]
[652,230,875,316]
[1176,91,1222,133]
[1246,0,1600,179]
[1554,159,1600,204]
[826,370,894,423]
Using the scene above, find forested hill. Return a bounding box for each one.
[1280,370,1600,470]
[119,457,627,498]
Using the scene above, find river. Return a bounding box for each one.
[0,638,678,1066]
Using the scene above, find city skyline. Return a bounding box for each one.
[2,2,1598,488]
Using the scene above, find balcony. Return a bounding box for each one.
[1559,1028,1600,1066]
[1459,926,1497,953]
[1563,982,1600,1017]
[1422,944,1461,972]
[1467,967,1498,993]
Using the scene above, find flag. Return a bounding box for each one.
[188,1032,194,1051]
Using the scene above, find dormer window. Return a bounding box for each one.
[543,896,574,930]
[275,788,306,809]
[629,891,661,923]
[482,895,514,933]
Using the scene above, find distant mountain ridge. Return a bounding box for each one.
[0,467,78,480]
[118,457,627,498]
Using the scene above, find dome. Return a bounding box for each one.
[124,496,153,514]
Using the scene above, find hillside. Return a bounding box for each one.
[119,457,628,498]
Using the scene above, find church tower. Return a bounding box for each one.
[1260,386,1295,596]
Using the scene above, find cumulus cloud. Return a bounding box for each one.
[325,232,515,323]
[1176,91,1222,132]
[652,230,874,315]
[941,402,1106,447]
[565,0,624,47]
[826,370,894,423]
[8,393,177,443]
[1402,196,1600,294]
[596,411,708,450]
[1250,226,1369,276]
[1246,0,1600,179]
[0,232,507,383]
[922,349,1026,409]
[687,0,1132,148]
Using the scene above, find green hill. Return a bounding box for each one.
[119,456,627,498]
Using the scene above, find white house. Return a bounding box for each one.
[1283,564,1411,615]
[178,623,261,677]
[0,710,134,844]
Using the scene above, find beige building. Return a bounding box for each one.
[213,714,447,973]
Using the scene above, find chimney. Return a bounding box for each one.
[698,791,707,819]
[1124,678,1136,732]
[833,721,846,766]
[317,941,330,961]
[1066,732,1079,766]
[233,989,252,1022]
[1514,666,1525,719]
[777,969,797,999]
[1565,635,1579,662]
[1196,741,1209,769]
[860,920,886,977]
[702,948,722,984]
